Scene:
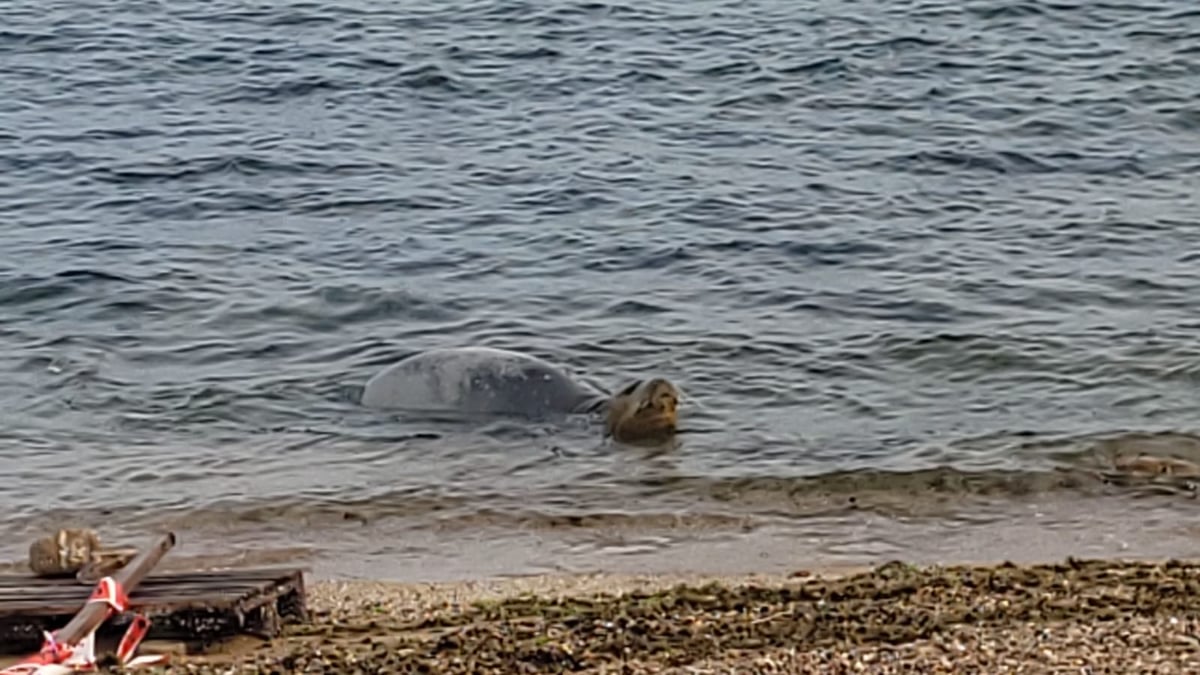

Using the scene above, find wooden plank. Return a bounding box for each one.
[0,582,262,597]
[0,595,248,616]
[0,569,302,592]
[0,567,303,588]
[0,584,278,611]
[0,569,297,590]
[0,587,300,616]
[0,570,304,599]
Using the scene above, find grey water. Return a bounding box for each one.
[3,0,1200,580]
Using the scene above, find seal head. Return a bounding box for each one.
[605,377,680,444]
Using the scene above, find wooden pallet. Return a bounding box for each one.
[0,567,307,654]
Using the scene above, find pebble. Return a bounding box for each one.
[121,558,1200,674]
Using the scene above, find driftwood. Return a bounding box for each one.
[27,528,141,583]
[53,532,175,645]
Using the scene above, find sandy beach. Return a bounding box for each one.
[91,556,1200,674]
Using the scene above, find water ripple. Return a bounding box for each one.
[1,0,1199,573]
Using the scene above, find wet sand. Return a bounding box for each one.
[5,490,1200,672]
[106,556,1200,674]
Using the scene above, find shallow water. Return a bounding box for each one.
[2,0,1200,579]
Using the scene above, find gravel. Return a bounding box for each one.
[105,558,1200,673]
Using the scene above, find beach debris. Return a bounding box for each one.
[27,528,140,584]
[1111,453,1200,477]
[1093,453,1200,496]
[2,532,176,674]
[0,567,309,656]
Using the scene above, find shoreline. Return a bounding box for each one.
[7,487,1186,586]
[6,493,1200,672]
[11,483,1200,588]
[73,555,1200,674]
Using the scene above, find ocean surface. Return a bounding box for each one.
[3,0,1200,581]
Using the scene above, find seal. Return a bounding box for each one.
[360,347,681,443]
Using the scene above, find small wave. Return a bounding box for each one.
[601,299,673,316]
[29,127,161,144]
[392,63,466,92]
[430,508,754,532]
[782,240,892,265]
[172,49,246,70]
[53,269,133,282]
[697,60,762,78]
[216,75,344,104]
[91,154,351,185]
[878,147,1148,177]
[1169,108,1200,130]
[204,286,467,336]
[716,91,790,108]
[263,10,339,27]
[882,149,1055,175]
[581,244,694,272]
[0,150,94,174]
[969,2,1045,19]
[293,194,447,215]
[870,332,1066,376]
[0,459,1156,541]
[0,270,136,308]
[498,46,563,60]
[618,68,668,82]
